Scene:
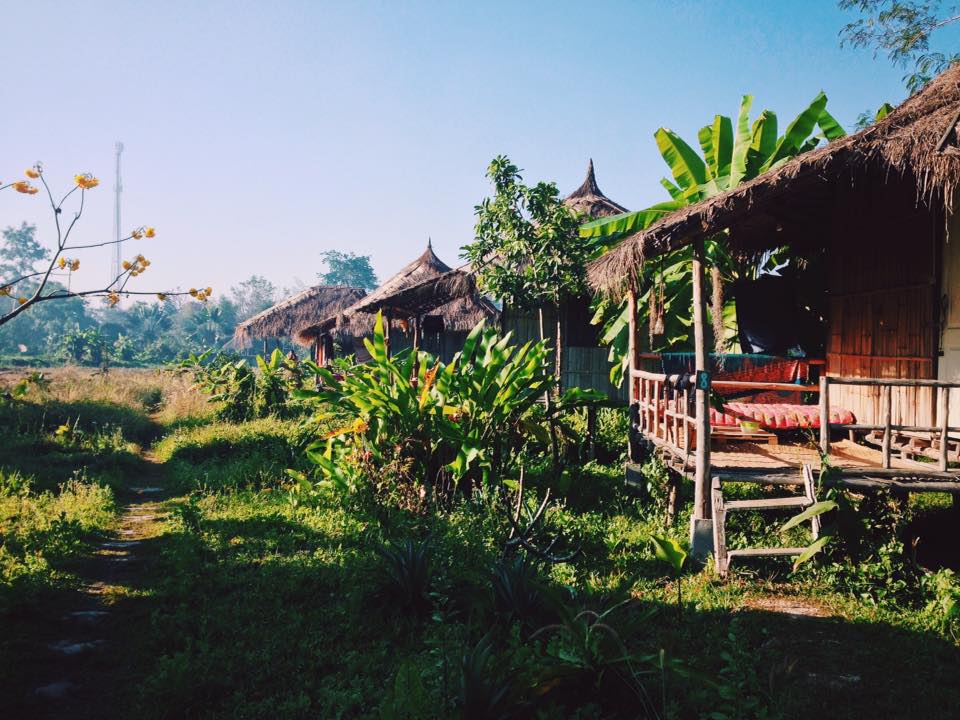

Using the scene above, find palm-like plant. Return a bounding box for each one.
[581,93,848,383]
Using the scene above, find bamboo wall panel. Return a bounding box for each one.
[825,180,939,427]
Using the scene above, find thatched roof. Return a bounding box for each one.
[588,64,960,294]
[296,243,495,342]
[564,159,629,218]
[232,285,366,348]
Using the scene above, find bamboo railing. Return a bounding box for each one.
[631,369,696,463]
[819,376,960,472]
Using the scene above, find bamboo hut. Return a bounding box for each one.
[231,285,366,355]
[297,242,498,363]
[586,65,960,561]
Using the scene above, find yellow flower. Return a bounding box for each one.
[156,293,167,301]
[12,181,37,194]
[189,288,198,297]
[0,286,10,296]
[141,259,151,267]
[70,259,80,271]
[74,173,99,190]
[122,260,132,270]
[25,168,39,179]
[131,229,143,240]
[205,287,212,295]
[144,227,156,238]
[17,297,27,305]
[58,257,67,269]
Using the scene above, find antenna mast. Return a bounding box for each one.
[112,142,124,282]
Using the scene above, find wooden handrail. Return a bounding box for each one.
[826,377,960,388]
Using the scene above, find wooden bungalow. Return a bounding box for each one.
[296,242,498,363]
[586,65,960,567]
[231,285,366,356]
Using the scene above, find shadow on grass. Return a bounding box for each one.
[5,490,959,720]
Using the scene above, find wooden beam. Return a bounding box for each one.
[627,281,638,463]
[692,236,711,521]
[819,375,830,456]
[940,387,951,472]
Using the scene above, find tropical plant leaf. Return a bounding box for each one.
[650,534,687,574]
[655,128,708,194]
[817,108,847,141]
[763,91,828,170]
[579,201,684,240]
[792,535,831,571]
[781,500,837,532]
[729,94,754,187]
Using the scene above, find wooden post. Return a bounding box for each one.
[627,282,638,462]
[819,375,830,456]
[384,313,392,357]
[412,315,421,352]
[692,237,711,524]
[881,384,892,469]
[939,385,950,472]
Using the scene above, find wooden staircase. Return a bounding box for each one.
[712,464,820,577]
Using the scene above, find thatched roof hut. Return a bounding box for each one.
[297,242,495,344]
[588,64,960,294]
[565,159,629,219]
[232,285,366,348]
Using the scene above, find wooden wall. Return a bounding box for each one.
[502,299,627,401]
[825,179,941,427]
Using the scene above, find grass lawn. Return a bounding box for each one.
[0,368,958,719]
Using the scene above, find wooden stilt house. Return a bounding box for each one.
[586,65,960,565]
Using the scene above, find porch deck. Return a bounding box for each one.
[658,438,960,493]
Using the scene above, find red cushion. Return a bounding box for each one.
[709,403,855,430]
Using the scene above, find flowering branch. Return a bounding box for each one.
[0,163,211,327]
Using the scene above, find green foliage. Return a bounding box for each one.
[298,314,553,503]
[490,555,545,629]
[375,538,434,615]
[318,250,379,290]
[457,632,518,720]
[582,91,844,380]
[464,155,588,311]
[839,0,960,93]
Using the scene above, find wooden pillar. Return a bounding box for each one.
[691,237,711,523]
[627,280,639,463]
[384,313,392,357]
[939,386,950,472]
[881,384,892,469]
[412,315,422,353]
[819,375,830,456]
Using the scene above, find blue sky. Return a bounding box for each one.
[1,1,954,301]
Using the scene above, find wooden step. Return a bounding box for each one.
[727,547,806,559]
[724,496,811,511]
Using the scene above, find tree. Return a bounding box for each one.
[463,156,588,467]
[0,223,48,279]
[317,250,378,290]
[581,93,846,383]
[464,156,588,385]
[839,0,960,93]
[230,275,276,321]
[0,163,209,328]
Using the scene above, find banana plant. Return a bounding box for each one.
[580,92,847,383]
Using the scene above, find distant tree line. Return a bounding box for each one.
[0,223,283,366]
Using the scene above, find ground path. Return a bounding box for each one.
[18,460,170,719]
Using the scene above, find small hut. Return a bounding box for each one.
[297,242,498,363]
[586,64,960,559]
[232,285,366,356]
